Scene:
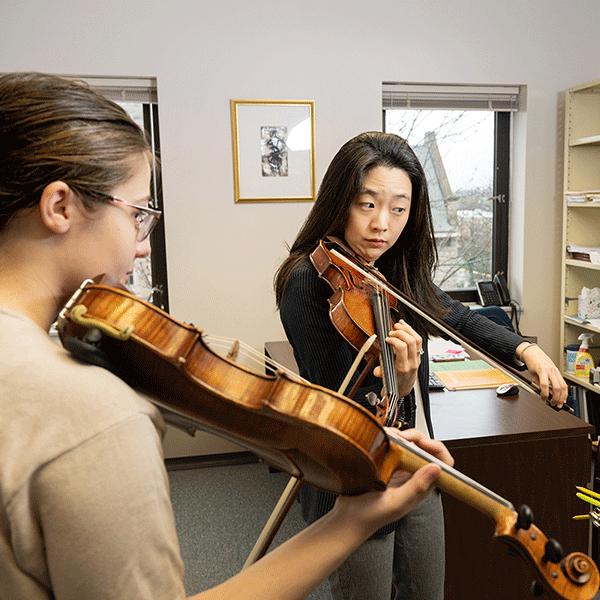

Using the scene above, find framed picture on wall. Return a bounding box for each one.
[230,99,316,202]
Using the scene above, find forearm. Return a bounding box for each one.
[436,288,524,364]
[189,507,367,600]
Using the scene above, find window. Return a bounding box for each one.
[81,77,169,311]
[383,83,518,301]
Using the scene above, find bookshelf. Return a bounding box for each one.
[560,79,600,392]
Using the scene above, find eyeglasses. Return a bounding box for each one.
[108,197,162,241]
[90,192,162,242]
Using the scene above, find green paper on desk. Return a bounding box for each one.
[431,359,494,372]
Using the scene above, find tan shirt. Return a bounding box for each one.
[0,309,185,600]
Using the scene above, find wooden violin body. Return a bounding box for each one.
[57,280,600,600]
[57,280,404,495]
[310,237,400,357]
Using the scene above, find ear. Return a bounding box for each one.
[38,181,76,234]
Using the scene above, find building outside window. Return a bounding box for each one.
[383,83,519,302]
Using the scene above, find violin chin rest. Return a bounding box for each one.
[62,334,116,373]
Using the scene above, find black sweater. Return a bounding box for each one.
[279,258,525,533]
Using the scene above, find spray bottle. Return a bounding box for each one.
[574,333,595,381]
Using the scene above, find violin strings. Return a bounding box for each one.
[391,434,513,509]
[380,290,400,424]
[371,286,400,425]
[381,290,399,401]
[202,335,305,382]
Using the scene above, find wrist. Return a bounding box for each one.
[330,497,376,541]
[516,341,538,362]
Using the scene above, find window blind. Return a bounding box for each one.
[382,82,520,111]
[68,76,157,104]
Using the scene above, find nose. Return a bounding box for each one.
[371,208,388,232]
[135,237,152,259]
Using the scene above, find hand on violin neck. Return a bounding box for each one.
[386,428,455,468]
[333,460,441,539]
[333,428,452,537]
[373,320,422,397]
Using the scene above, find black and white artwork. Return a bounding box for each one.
[231,99,315,202]
[260,126,288,177]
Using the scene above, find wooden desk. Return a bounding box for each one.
[430,387,593,599]
[264,342,595,599]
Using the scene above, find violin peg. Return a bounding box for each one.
[542,539,563,564]
[516,504,534,530]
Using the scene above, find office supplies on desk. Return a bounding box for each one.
[431,348,469,362]
[496,383,520,397]
[431,359,514,391]
[574,487,600,528]
[428,371,446,391]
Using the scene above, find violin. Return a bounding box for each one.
[56,279,599,599]
[310,237,568,411]
[311,236,406,426]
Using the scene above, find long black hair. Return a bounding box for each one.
[274,131,447,330]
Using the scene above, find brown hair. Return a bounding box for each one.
[274,131,446,330]
[0,72,151,230]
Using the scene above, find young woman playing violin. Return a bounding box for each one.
[274,131,568,600]
[0,73,455,600]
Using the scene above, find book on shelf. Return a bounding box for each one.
[565,191,600,203]
[566,243,600,264]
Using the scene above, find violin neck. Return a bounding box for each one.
[371,288,401,426]
[390,436,514,523]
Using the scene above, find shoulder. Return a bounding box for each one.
[0,310,164,498]
[282,257,326,299]
[288,256,318,280]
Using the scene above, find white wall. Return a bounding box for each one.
[2,0,599,452]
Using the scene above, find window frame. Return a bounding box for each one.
[75,76,170,312]
[142,103,170,312]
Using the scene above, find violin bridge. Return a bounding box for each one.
[226,339,240,362]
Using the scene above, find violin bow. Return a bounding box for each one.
[327,242,571,412]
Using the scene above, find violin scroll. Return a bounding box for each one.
[495,507,599,599]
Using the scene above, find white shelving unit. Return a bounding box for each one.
[560,79,600,395]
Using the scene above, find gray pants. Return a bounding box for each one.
[327,490,445,600]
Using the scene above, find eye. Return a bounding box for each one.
[356,200,375,210]
[133,211,145,227]
[391,206,406,215]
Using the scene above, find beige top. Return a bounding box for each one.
[0,308,185,600]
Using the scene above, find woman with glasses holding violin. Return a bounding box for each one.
[274,131,568,600]
[0,73,453,600]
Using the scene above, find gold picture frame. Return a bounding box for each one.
[230,99,316,203]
